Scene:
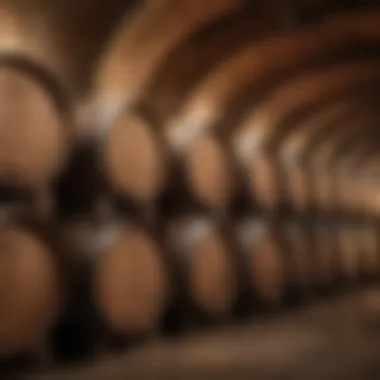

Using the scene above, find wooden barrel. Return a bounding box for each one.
[165,215,239,322]
[59,216,170,340]
[312,217,340,288]
[336,221,361,284]
[282,217,318,298]
[356,221,380,278]
[345,137,380,215]
[0,223,61,361]
[0,54,72,194]
[234,216,286,308]
[334,139,379,214]
[102,111,168,206]
[357,157,380,216]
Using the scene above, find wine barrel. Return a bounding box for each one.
[0,223,61,361]
[0,54,73,197]
[235,216,286,308]
[165,215,239,323]
[281,217,315,298]
[59,215,170,340]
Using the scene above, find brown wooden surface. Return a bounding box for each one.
[23,285,380,380]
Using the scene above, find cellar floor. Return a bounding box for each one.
[25,286,380,380]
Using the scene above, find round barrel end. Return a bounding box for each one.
[104,113,167,203]
[0,227,61,359]
[0,68,69,188]
[356,225,379,278]
[186,135,234,209]
[284,227,314,297]
[189,230,238,318]
[313,227,337,288]
[250,235,285,306]
[248,155,280,211]
[337,225,361,283]
[94,228,169,335]
[288,167,310,212]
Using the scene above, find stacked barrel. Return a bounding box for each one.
[0,0,380,370]
[0,54,72,363]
